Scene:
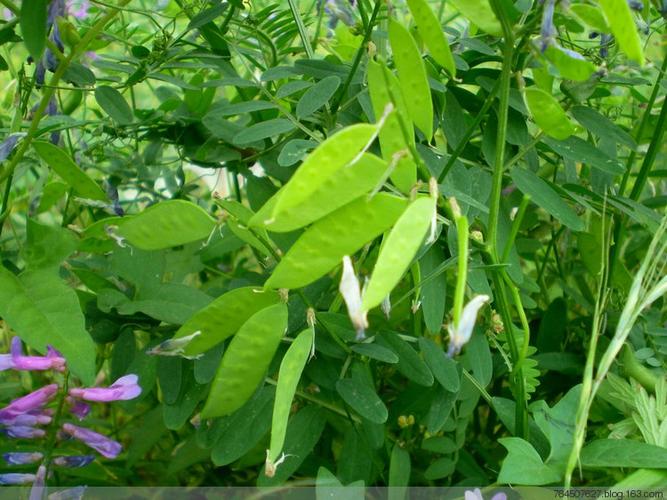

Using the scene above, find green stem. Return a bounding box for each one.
[501,194,530,264]
[287,0,315,59]
[330,0,382,114]
[452,214,469,327]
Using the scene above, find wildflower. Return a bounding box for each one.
[146,332,203,360]
[0,472,37,485]
[28,465,46,500]
[66,0,90,19]
[10,338,66,372]
[61,423,122,459]
[539,0,556,52]
[67,399,91,421]
[0,384,58,420]
[339,256,368,340]
[48,486,87,500]
[2,452,43,465]
[69,374,141,402]
[627,0,643,10]
[381,294,391,319]
[2,426,47,439]
[53,455,95,468]
[465,489,507,500]
[0,133,26,162]
[447,295,490,357]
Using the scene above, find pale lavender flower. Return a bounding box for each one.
[3,452,43,465]
[48,486,87,500]
[0,472,37,485]
[1,410,53,427]
[29,465,46,500]
[61,423,122,459]
[3,426,46,439]
[69,374,141,402]
[52,455,94,468]
[447,295,490,357]
[465,489,507,500]
[539,0,556,52]
[66,0,90,19]
[0,133,25,163]
[0,354,13,371]
[10,338,66,372]
[67,399,90,421]
[0,384,58,421]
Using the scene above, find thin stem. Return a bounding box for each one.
[501,195,530,264]
[330,0,382,114]
[287,0,315,59]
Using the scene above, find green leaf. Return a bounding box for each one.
[378,332,434,387]
[269,328,313,462]
[524,87,578,140]
[389,19,434,139]
[117,200,216,250]
[466,332,493,387]
[173,286,280,356]
[94,86,134,125]
[571,106,637,150]
[570,4,610,32]
[33,141,107,201]
[296,76,340,118]
[277,139,317,166]
[336,365,388,424]
[388,444,411,488]
[419,245,447,333]
[0,267,96,384]
[424,457,456,480]
[351,343,399,364]
[543,136,626,175]
[498,437,561,485]
[599,0,644,65]
[20,0,48,61]
[581,440,667,469]
[419,338,460,392]
[543,45,597,82]
[232,118,296,145]
[24,219,77,269]
[510,167,584,231]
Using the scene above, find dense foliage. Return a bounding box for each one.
[0,0,666,491]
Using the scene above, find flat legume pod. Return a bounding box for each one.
[367,60,417,194]
[407,0,456,77]
[598,0,644,65]
[201,302,288,418]
[448,0,502,36]
[268,328,313,462]
[253,154,390,233]
[362,196,436,310]
[117,200,216,250]
[172,286,281,356]
[524,87,578,141]
[388,19,434,140]
[272,124,377,217]
[265,193,409,290]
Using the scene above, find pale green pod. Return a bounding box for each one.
[388,19,434,140]
[272,124,377,216]
[599,0,644,65]
[254,154,390,233]
[448,0,502,36]
[172,286,281,356]
[407,0,456,76]
[524,87,578,141]
[362,196,437,310]
[367,60,417,194]
[201,303,288,418]
[265,193,409,290]
[268,328,313,462]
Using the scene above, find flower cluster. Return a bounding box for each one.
[0,337,141,496]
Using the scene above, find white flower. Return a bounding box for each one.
[339,256,368,340]
[447,295,490,357]
[146,331,203,360]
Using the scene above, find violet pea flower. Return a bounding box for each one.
[10,338,66,372]
[48,486,87,500]
[53,455,95,468]
[2,452,43,465]
[0,411,52,427]
[67,398,91,420]
[3,426,47,439]
[66,0,90,19]
[61,423,122,459]
[0,354,13,371]
[28,465,46,500]
[69,374,141,402]
[0,472,37,485]
[0,384,58,419]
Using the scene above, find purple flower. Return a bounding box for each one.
[48,486,87,500]
[66,0,90,19]
[627,0,643,10]
[0,410,52,427]
[61,423,122,459]
[28,465,46,500]
[67,399,90,421]
[0,384,58,420]
[10,338,66,372]
[2,452,43,465]
[539,0,556,52]
[3,426,47,439]
[0,472,37,485]
[0,133,25,163]
[69,374,141,402]
[0,354,13,371]
[53,455,95,468]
